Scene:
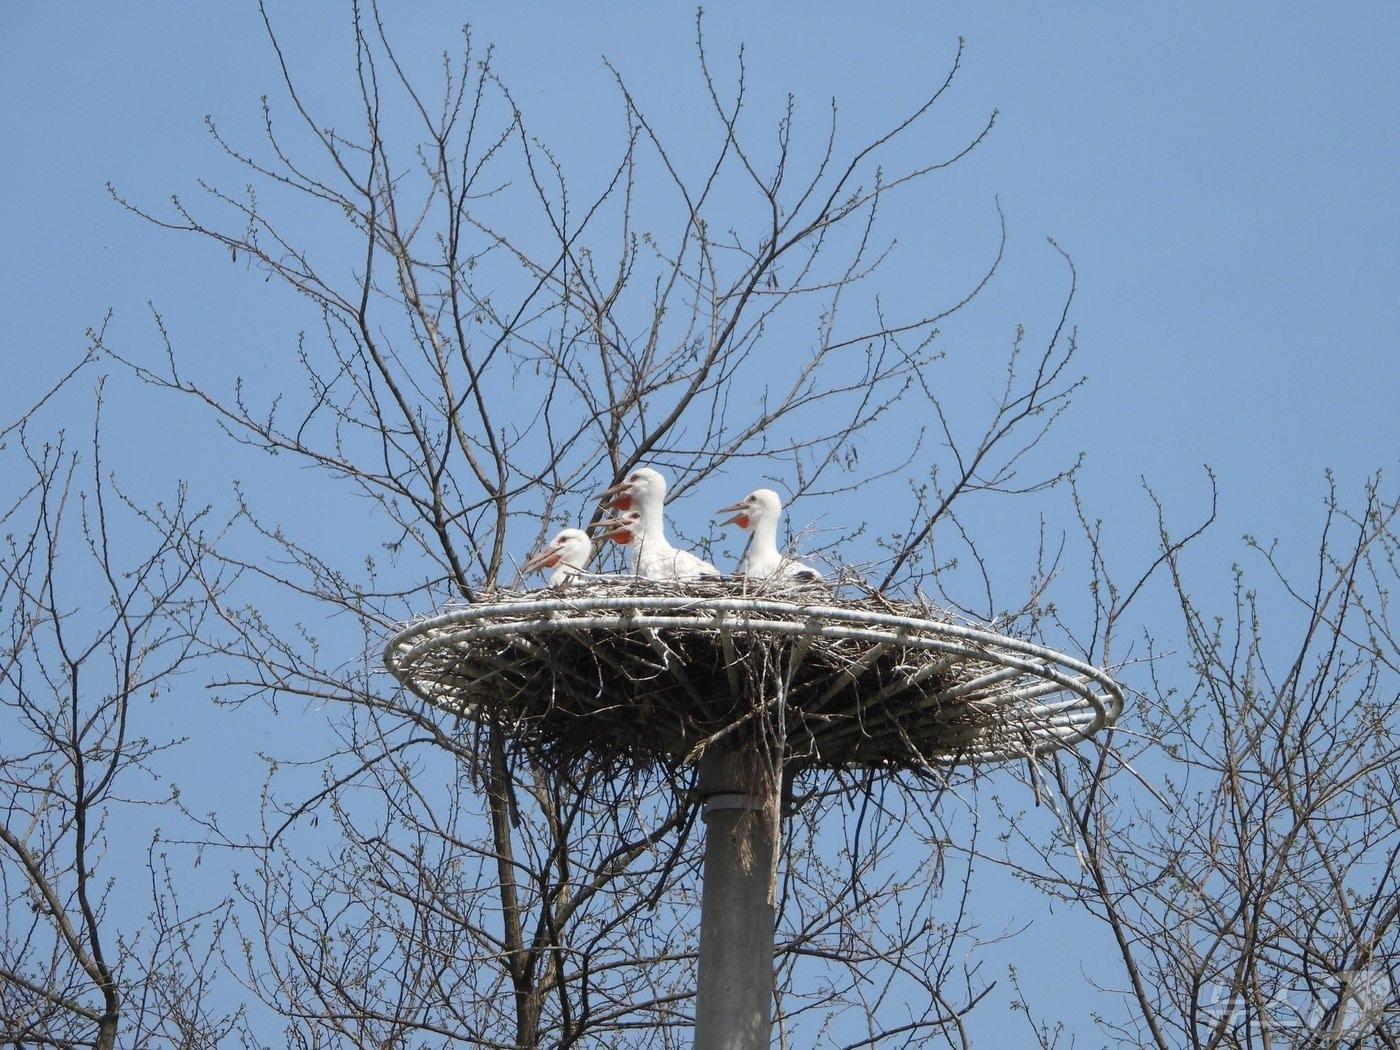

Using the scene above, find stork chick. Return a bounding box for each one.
[522,528,592,587]
[716,488,821,583]
[597,509,719,581]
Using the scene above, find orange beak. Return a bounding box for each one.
[522,546,563,574]
[598,480,634,510]
[594,515,635,545]
[716,501,751,529]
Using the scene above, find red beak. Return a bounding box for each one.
[522,547,563,573]
[594,516,635,545]
[716,502,750,529]
[598,480,634,510]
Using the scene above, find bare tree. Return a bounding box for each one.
[91,5,1094,1046]
[0,372,236,1048]
[1003,473,1400,1048]
[10,6,1394,1049]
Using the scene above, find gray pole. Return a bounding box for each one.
[693,740,777,1050]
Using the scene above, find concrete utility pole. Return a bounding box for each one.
[693,741,777,1050]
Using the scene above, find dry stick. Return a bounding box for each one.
[806,637,899,711]
[819,694,1098,767]
[776,618,821,696]
[564,631,695,756]
[715,613,743,699]
[815,669,1104,763]
[511,629,630,699]
[807,650,1104,762]
[938,664,1025,701]
[861,655,956,708]
[644,628,707,709]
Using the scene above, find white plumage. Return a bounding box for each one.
[717,488,821,583]
[522,527,593,587]
[599,509,719,581]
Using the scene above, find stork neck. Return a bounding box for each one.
[639,501,667,536]
[749,514,780,559]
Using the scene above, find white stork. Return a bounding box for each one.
[597,508,719,581]
[599,466,669,526]
[522,528,592,587]
[716,488,822,583]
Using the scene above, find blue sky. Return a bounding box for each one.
[3,2,1397,1042]
[5,3,1397,602]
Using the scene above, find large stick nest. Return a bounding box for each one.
[383,578,1121,774]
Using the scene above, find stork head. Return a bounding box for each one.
[595,509,645,546]
[599,466,668,512]
[523,528,592,575]
[716,488,783,531]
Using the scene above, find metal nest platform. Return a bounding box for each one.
[383,578,1123,771]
